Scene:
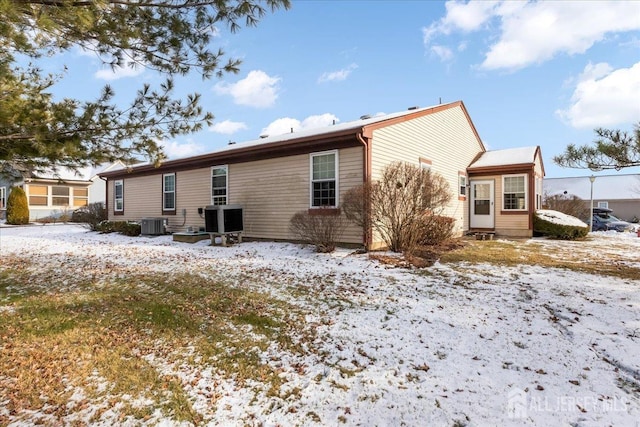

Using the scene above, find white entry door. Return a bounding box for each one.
[470,180,494,229]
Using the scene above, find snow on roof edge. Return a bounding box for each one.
[469,146,538,169]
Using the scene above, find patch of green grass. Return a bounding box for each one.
[235,312,281,335]
[0,269,311,424]
[440,240,640,280]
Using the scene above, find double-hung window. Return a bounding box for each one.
[52,186,70,206]
[310,151,338,207]
[29,185,48,206]
[114,180,124,212]
[73,188,88,207]
[503,174,527,210]
[211,166,228,205]
[163,173,176,212]
[459,174,467,198]
[0,187,5,209]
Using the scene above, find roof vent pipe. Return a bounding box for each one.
[291,127,294,133]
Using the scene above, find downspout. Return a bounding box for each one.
[100,176,109,217]
[529,168,536,232]
[356,132,372,250]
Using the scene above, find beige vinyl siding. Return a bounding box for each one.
[230,146,363,244]
[338,147,365,243]
[487,173,530,236]
[108,147,364,244]
[229,155,308,240]
[107,168,212,230]
[369,106,483,241]
[108,175,160,221]
[173,168,211,230]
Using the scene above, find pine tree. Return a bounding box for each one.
[0,0,290,177]
[554,123,640,171]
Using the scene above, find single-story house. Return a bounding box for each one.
[544,174,640,222]
[100,101,545,248]
[0,162,123,221]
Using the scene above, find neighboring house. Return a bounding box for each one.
[544,174,640,222]
[100,101,545,248]
[0,162,123,221]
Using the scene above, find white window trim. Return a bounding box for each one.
[0,186,6,209]
[27,184,50,207]
[51,185,70,207]
[309,150,339,208]
[535,176,543,210]
[72,187,89,207]
[163,173,176,211]
[502,173,527,211]
[458,174,467,197]
[597,201,609,209]
[114,180,124,212]
[211,165,228,205]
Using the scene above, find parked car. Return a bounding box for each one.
[589,208,636,232]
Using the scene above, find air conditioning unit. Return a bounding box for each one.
[204,205,243,234]
[141,217,165,235]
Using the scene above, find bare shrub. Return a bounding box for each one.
[289,208,347,253]
[71,202,107,231]
[415,214,456,246]
[342,184,370,228]
[343,162,452,252]
[543,193,589,220]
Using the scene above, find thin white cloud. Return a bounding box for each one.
[300,114,340,129]
[160,140,206,159]
[431,45,454,62]
[423,1,640,70]
[80,43,148,81]
[556,61,640,129]
[423,0,499,45]
[94,63,145,81]
[318,63,358,83]
[261,113,339,137]
[213,70,280,108]
[209,120,248,135]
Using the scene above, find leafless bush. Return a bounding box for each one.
[341,184,370,228]
[414,214,456,246]
[71,202,107,231]
[343,161,452,252]
[289,208,347,253]
[543,193,589,220]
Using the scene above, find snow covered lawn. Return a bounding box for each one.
[0,224,639,426]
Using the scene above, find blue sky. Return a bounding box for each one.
[47,0,640,178]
